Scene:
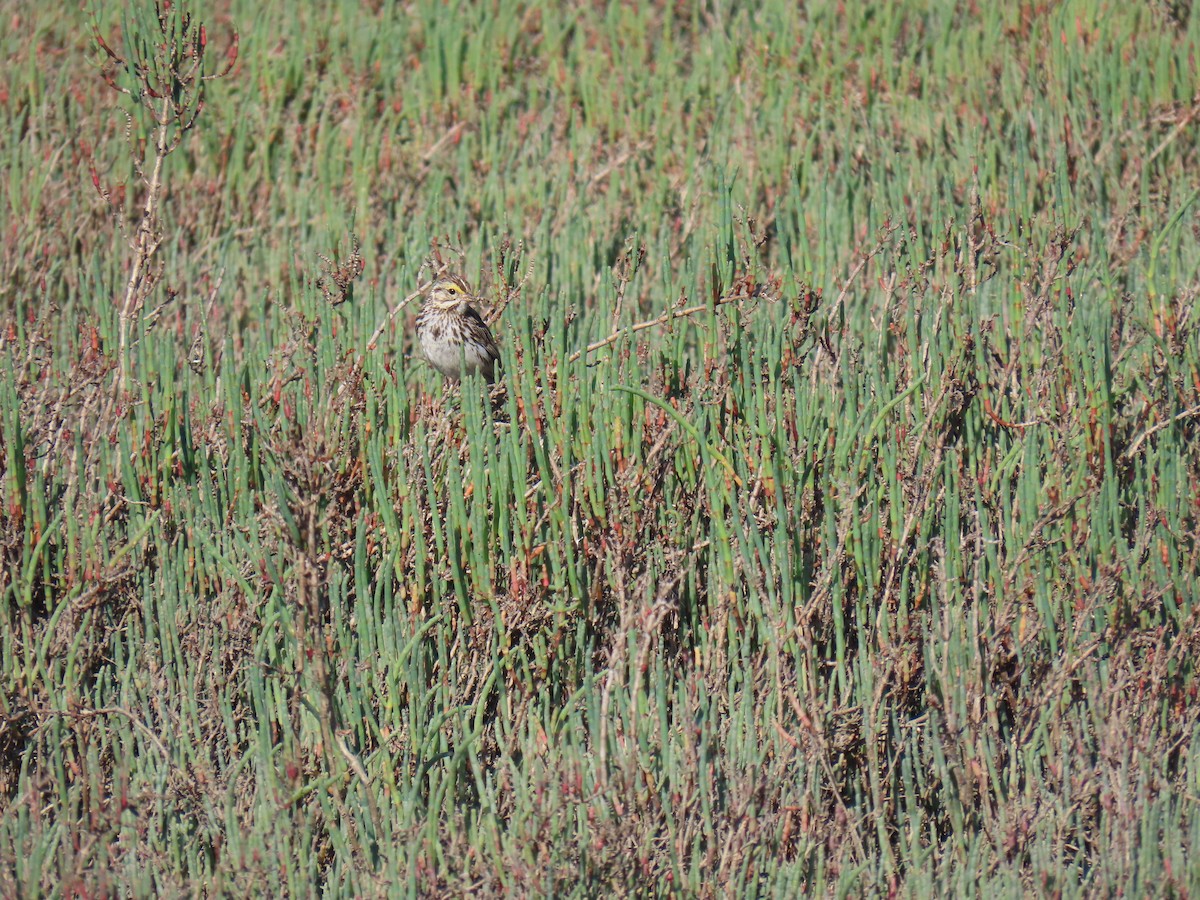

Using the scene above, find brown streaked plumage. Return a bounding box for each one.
[415,274,501,382]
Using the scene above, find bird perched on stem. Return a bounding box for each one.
[415,274,501,383]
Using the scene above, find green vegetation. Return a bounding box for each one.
[2,0,1199,894]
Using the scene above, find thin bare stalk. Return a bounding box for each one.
[569,299,736,364]
[116,94,171,396]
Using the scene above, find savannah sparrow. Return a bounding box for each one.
[415,274,501,382]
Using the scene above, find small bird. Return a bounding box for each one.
[415,274,501,383]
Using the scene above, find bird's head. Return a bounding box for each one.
[426,274,476,311]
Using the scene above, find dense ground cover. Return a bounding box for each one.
[2,0,1199,895]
